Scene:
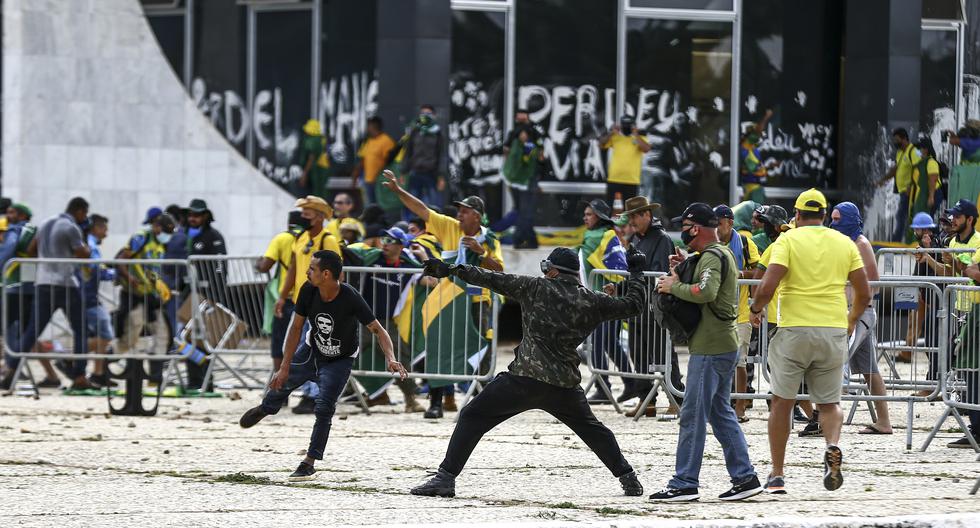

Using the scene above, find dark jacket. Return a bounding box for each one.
[629,222,672,273]
[188,224,227,303]
[402,124,443,174]
[453,265,645,388]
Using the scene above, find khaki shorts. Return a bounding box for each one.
[767,326,847,404]
[736,322,753,367]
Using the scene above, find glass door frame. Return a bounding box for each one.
[618,0,741,206]
[143,0,195,89]
[921,18,965,128]
[450,0,515,208]
[243,0,320,162]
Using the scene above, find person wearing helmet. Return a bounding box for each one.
[751,204,789,254]
[410,246,649,499]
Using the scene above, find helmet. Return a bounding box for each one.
[910,212,937,230]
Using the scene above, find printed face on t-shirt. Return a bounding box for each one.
[313,313,342,357]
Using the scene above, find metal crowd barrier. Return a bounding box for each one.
[581,269,679,420]
[185,255,274,390]
[344,266,499,410]
[584,268,974,450]
[921,284,980,454]
[1,257,198,399]
[877,247,976,277]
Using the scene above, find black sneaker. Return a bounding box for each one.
[793,406,809,423]
[764,474,786,494]
[648,487,699,502]
[35,377,62,389]
[410,468,456,497]
[289,461,316,482]
[798,420,822,437]
[719,475,763,501]
[823,445,843,491]
[239,406,268,428]
[947,435,980,449]
[292,397,316,415]
[619,471,643,496]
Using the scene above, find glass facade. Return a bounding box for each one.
[141,0,967,227]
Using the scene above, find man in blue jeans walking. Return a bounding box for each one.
[238,250,407,481]
[649,203,761,502]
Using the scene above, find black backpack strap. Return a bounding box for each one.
[702,247,736,322]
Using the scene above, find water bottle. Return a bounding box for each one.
[175,341,207,365]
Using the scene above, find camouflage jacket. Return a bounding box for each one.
[453,265,646,388]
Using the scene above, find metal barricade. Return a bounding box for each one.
[920,284,980,454]
[344,266,499,410]
[582,269,679,420]
[876,247,975,277]
[1,257,196,403]
[185,255,273,390]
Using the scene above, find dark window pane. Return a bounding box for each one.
[626,18,732,221]
[449,10,506,220]
[320,1,378,177]
[920,28,958,164]
[922,0,964,21]
[739,0,843,193]
[147,14,185,80]
[516,0,617,227]
[190,0,248,158]
[254,10,313,187]
[629,0,733,11]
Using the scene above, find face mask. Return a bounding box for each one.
[747,132,761,144]
[419,113,433,125]
[763,222,779,240]
[894,142,903,150]
[306,218,320,232]
[157,232,173,244]
[188,227,202,239]
[293,217,311,231]
[621,124,633,135]
[680,227,696,247]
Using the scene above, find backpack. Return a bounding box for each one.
[652,247,735,346]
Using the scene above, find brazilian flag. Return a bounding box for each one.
[421,276,489,389]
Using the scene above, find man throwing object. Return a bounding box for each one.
[239,251,407,481]
[410,246,649,498]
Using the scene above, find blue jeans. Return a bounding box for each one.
[591,319,633,390]
[892,191,910,242]
[260,342,355,460]
[668,351,755,490]
[408,171,441,210]
[11,285,88,377]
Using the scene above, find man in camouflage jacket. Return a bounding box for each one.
[410,246,648,498]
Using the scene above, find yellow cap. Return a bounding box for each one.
[794,188,828,213]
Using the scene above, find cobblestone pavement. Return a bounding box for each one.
[2,362,979,527]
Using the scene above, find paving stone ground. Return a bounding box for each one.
[2,351,979,527]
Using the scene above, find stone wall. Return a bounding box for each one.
[2,0,296,254]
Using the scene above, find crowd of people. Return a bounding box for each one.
[0,197,227,392]
[1,104,977,502]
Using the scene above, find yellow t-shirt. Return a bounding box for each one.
[734,232,760,324]
[263,231,298,286]
[895,143,921,194]
[290,229,342,303]
[602,134,644,185]
[426,211,504,303]
[358,133,396,184]
[766,226,864,328]
[949,230,980,311]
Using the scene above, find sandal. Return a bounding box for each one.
[858,425,892,435]
[737,415,750,424]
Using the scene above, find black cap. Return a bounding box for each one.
[187,198,213,220]
[453,196,486,216]
[946,199,979,219]
[580,199,613,223]
[713,204,734,220]
[546,247,580,274]
[672,202,719,228]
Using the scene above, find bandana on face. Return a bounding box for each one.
[830,201,863,241]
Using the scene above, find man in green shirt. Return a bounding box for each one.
[648,203,761,503]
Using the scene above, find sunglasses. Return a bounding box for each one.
[302,240,314,255]
[381,236,400,245]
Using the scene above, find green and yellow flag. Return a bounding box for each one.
[421,276,489,389]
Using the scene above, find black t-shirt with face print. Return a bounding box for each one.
[295,282,376,360]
